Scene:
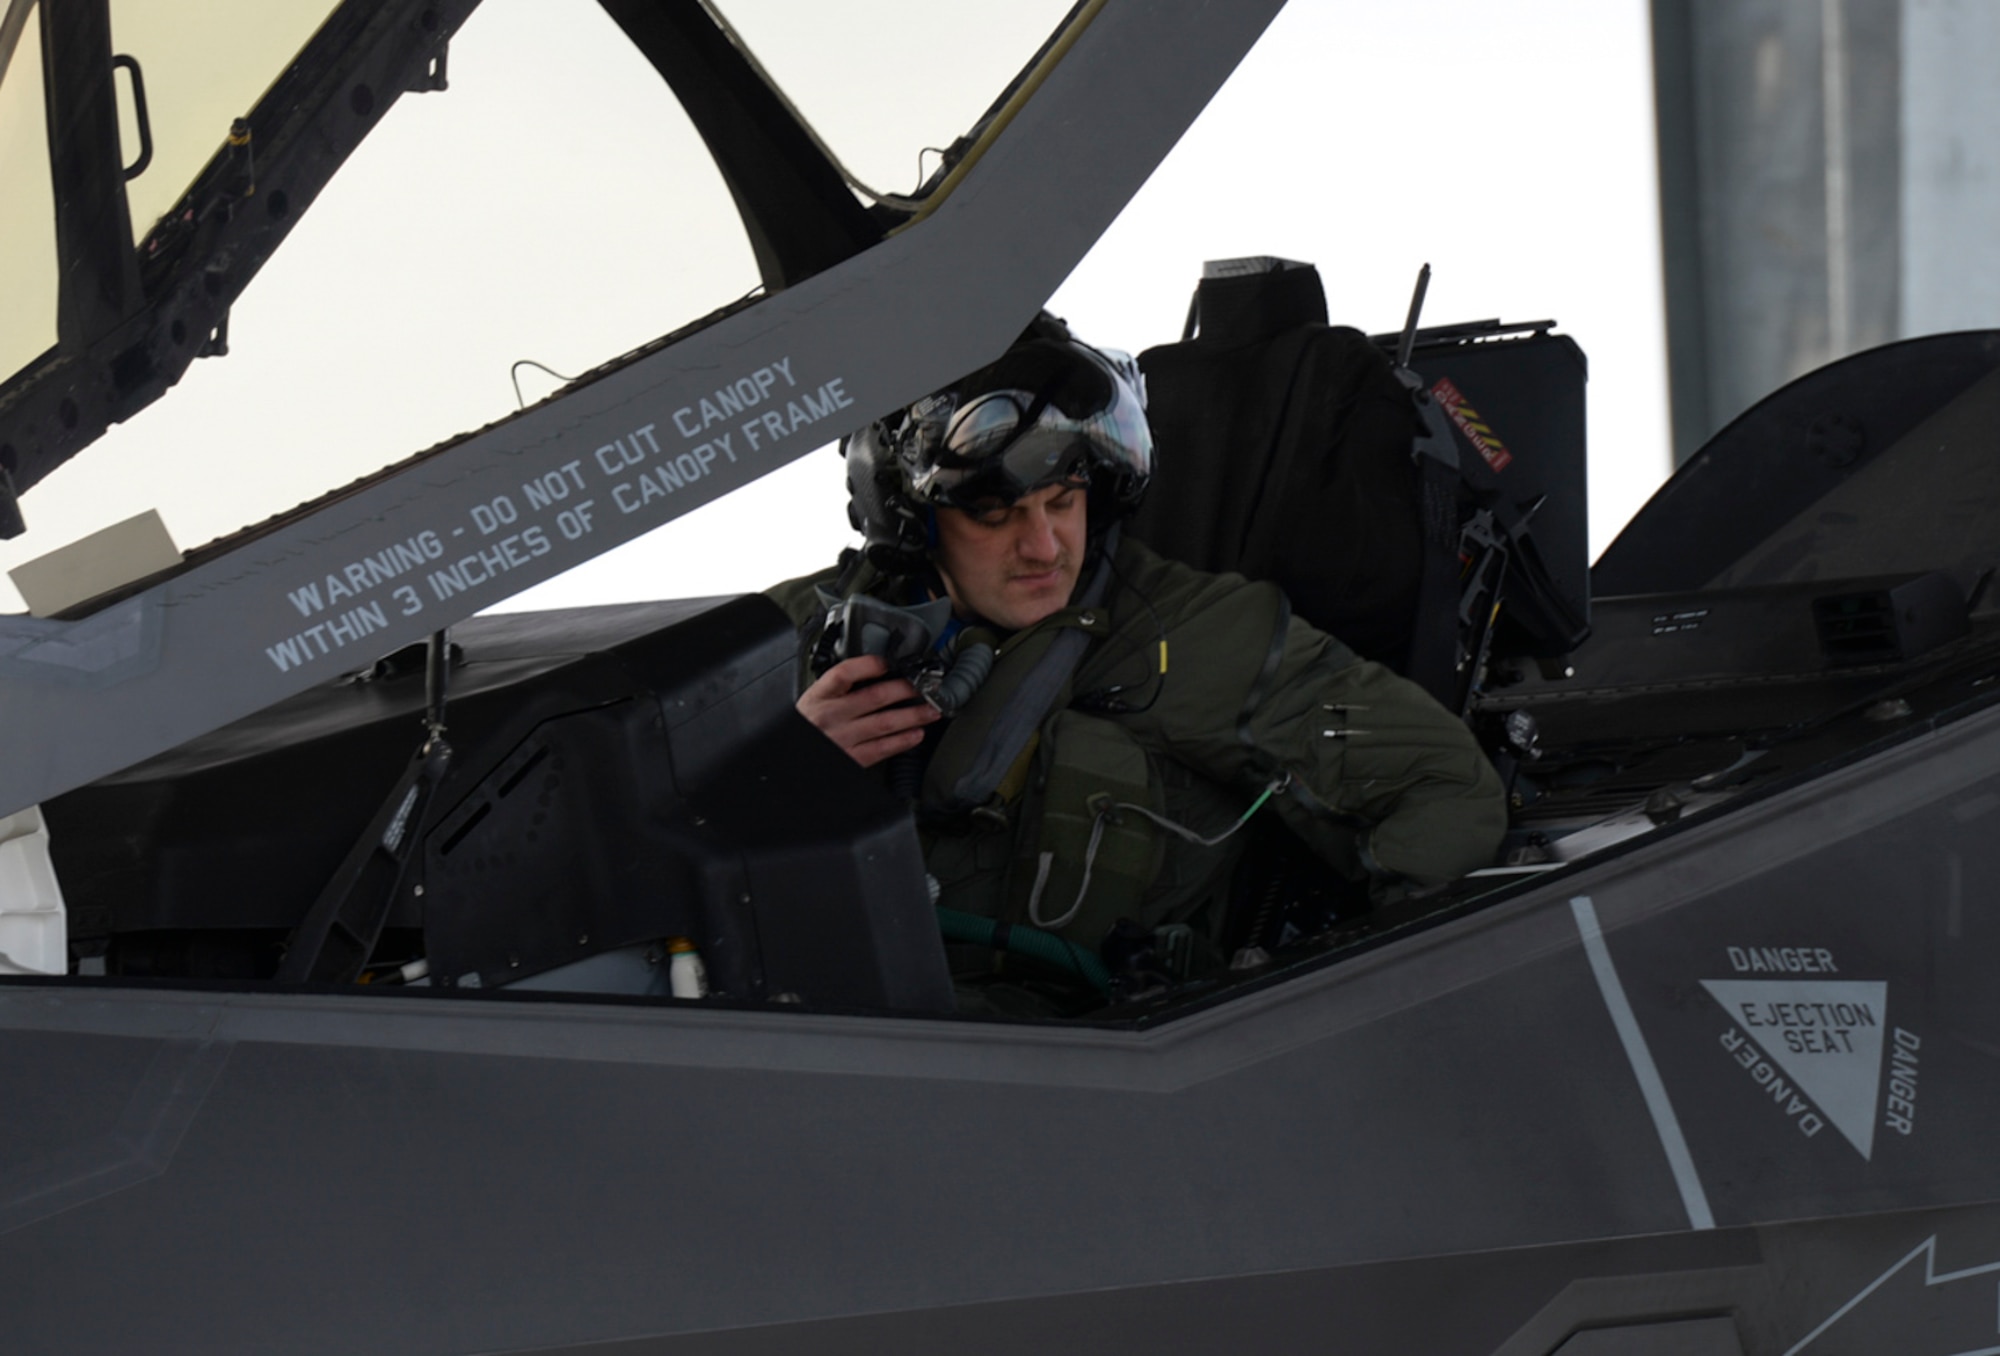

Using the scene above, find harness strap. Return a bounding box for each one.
[936,527,1119,815]
[1235,591,1291,752]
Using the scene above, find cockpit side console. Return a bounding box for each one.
[46,595,952,1013]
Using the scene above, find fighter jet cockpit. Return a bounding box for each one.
[3,0,2000,1030]
[15,4,2000,1351]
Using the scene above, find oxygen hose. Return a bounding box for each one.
[885,639,995,800]
[935,906,1111,995]
[928,640,995,716]
[883,639,996,800]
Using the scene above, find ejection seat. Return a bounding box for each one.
[1130,256,1590,709]
[1127,256,1593,947]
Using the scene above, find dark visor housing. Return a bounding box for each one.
[899,338,1152,510]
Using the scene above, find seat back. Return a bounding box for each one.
[1132,259,1439,683]
[1132,257,1591,711]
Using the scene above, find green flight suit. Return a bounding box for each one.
[770,533,1506,1007]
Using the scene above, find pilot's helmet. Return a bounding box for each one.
[844,315,1152,569]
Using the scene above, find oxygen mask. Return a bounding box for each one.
[808,593,994,718]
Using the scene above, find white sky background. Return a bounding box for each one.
[0,0,1670,616]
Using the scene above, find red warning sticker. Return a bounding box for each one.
[1431,376,1514,473]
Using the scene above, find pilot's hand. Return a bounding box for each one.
[797,654,941,768]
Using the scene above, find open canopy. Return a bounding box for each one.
[0,0,1286,818]
[0,0,1094,541]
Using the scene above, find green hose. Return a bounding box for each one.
[936,906,1111,995]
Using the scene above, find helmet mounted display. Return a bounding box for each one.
[843,329,1153,570]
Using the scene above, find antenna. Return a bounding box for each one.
[1395,262,1432,369]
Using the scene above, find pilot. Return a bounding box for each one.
[769,315,1505,1013]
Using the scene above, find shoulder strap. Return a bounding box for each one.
[929,529,1119,816]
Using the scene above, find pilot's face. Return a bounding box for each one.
[931,481,1087,631]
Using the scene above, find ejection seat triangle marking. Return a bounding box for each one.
[1701,979,1888,1160]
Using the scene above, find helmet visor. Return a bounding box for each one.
[919,392,1086,505]
[906,366,1151,508]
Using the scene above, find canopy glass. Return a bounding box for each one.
[0,1,57,385]
[0,0,1083,613]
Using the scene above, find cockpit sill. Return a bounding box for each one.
[10,608,2000,1032]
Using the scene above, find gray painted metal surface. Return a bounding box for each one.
[8,695,2000,1351]
[0,0,1287,822]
